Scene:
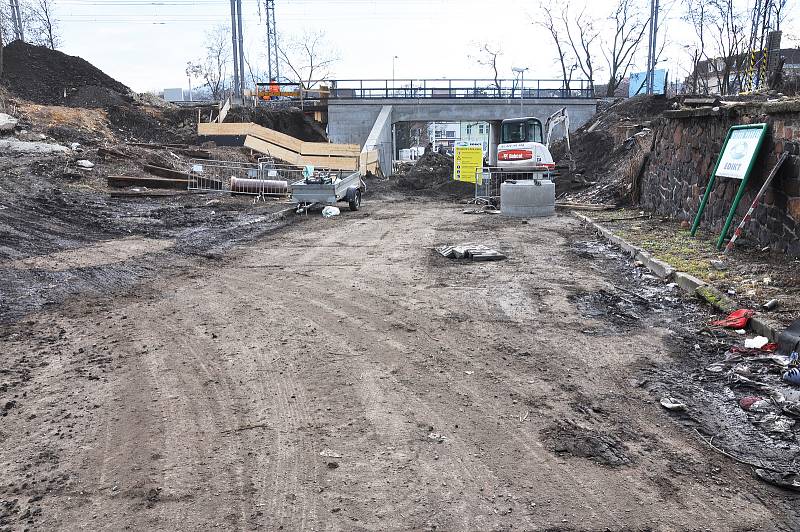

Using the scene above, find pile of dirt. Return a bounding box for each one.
[225,107,327,142]
[553,94,676,206]
[392,152,473,198]
[1,41,132,106]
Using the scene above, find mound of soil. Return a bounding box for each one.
[554,94,676,206]
[65,85,132,108]
[397,152,453,188]
[106,105,195,144]
[226,107,327,142]
[394,152,474,198]
[1,41,131,106]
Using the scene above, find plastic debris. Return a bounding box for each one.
[319,449,342,458]
[76,159,95,169]
[322,206,340,218]
[0,113,18,132]
[783,368,800,386]
[745,336,770,349]
[739,396,770,412]
[659,397,687,412]
[711,309,754,329]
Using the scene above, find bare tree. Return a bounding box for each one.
[601,0,649,97]
[683,0,709,94]
[30,0,59,49]
[188,24,231,101]
[470,43,503,95]
[535,2,575,92]
[773,0,789,31]
[278,30,337,89]
[685,0,746,95]
[562,6,600,94]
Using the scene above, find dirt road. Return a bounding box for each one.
[1,199,797,530]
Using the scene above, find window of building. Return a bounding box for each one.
[445,131,455,139]
[466,124,473,135]
[478,124,486,134]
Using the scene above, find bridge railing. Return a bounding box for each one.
[327,79,594,99]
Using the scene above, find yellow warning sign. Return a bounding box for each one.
[453,145,483,183]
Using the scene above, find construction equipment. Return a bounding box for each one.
[545,107,570,153]
[290,167,365,212]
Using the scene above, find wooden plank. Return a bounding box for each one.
[244,136,358,171]
[109,190,189,198]
[108,175,189,190]
[143,165,192,180]
[199,122,361,158]
[246,124,305,153]
[300,141,361,158]
[198,122,256,137]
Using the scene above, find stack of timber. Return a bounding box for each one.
[198,122,377,173]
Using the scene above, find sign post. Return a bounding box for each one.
[690,123,768,249]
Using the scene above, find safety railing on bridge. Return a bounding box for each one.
[327,79,594,99]
[474,167,559,205]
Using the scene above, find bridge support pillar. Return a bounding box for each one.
[362,105,393,177]
[488,121,502,166]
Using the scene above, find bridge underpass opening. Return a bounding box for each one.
[322,79,598,176]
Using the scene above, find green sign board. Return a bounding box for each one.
[690,123,769,249]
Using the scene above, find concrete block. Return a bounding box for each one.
[645,255,675,280]
[673,271,706,293]
[695,284,737,313]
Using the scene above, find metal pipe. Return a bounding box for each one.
[230,177,288,194]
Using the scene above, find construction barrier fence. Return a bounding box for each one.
[473,167,558,206]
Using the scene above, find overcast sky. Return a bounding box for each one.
[50,0,800,93]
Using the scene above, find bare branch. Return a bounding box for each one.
[278,30,338,89]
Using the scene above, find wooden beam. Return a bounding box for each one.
[244,136,358,171]
[198,122,360,158]
[108,175,189,190]
[143,165,192,180]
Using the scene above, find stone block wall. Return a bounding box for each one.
[639,102,800,255]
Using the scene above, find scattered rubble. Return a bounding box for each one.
[437,243,506,261]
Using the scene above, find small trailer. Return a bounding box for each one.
[290,169,365,212]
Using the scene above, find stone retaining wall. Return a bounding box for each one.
[639,101,800,255]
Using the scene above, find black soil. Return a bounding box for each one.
[1,41,131,106]
[226,107,328,142]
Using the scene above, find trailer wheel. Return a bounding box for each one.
[347,188,362,211]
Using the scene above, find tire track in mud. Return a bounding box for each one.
[224,204,753,528]
[223,209,616,528]
[199,277,322,530]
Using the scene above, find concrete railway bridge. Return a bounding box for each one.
[322,78,599,175]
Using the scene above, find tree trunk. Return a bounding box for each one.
[605,78,616,97]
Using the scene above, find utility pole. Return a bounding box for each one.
[236,0,245,101]
[265,0,280,83]
[229,0,241,102]
[9,0,25,42]
[645,0,660,95]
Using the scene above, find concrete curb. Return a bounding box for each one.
[573,211,783,341]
